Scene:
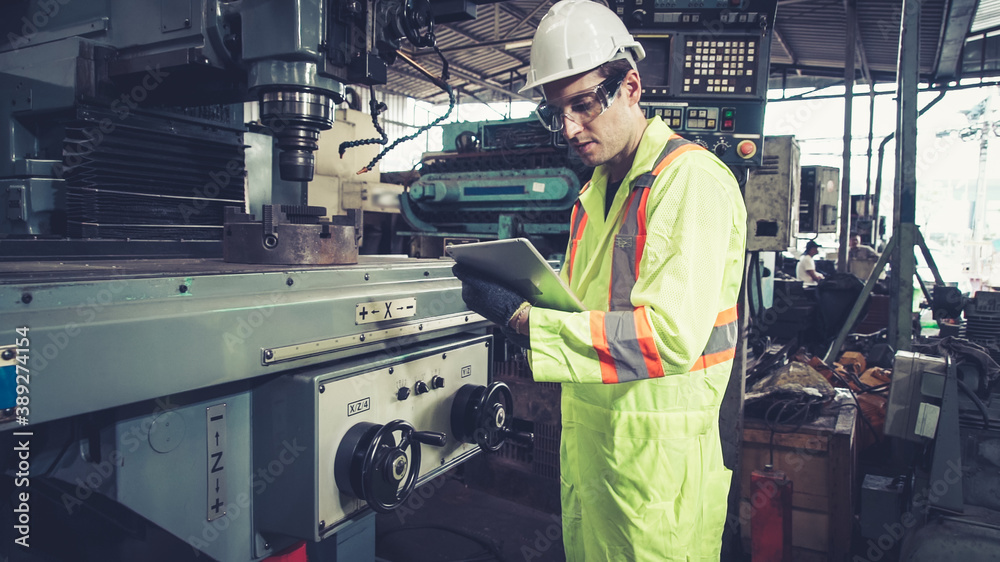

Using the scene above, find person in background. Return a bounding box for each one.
[451,0,747,559]
[797,239,824,285]
[846,234,881,280]
[849,234,879,263]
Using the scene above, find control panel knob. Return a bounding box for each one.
[333,420,421,513]
[451,382,534,452]
[396,387,410,401]
[431,375,445,389]
[737,140,757,159]
[713,140,731,157]
[630,9,646,26]
[694,138,709,149]
[414,380,429,395]
[334,421,447,514]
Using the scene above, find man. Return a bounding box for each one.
[847,234,880,280]
[849,234,879,262]
[452,0,746,559]
[797,240,824,286]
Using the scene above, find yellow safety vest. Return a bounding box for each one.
[528,117,747,561]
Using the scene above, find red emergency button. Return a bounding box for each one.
[737,140,757,159]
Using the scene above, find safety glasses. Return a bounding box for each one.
[534,73,627,133]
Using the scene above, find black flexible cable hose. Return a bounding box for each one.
[956,377,991,430]
[341,35,455,174]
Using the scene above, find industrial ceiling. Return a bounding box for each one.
[385,0,994,104]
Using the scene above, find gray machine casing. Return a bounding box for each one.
[885,350,947,442]
[744,135,801,252]
[252,334,490,541]
[799,165,840,234]
[112,392,257,561]
[2,258,492,561]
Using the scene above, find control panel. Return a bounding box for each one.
[799,165,840,234]
[615,0,778,167]
[252,335,492,540]
[643,100,764,161]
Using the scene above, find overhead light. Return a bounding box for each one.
[504,39,533,50]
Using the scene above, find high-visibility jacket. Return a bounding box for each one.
[528,117,747,561]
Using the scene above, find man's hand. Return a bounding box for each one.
[452,263,531,349]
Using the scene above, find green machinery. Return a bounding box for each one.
[399,117,591,258]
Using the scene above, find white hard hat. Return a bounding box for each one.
[519,0,646,95]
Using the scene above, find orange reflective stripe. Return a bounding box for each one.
[715,306,738,327]
[634,189,651,281]
[633,308,664,379]
[590,311,619,384]
[652,143,704,175]
[568,210,587,281]
[689,307,739,371]
[689,347,737,372]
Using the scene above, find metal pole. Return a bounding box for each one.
[971,88,994,285]
[864,84,876,243]
[889,0,920,352]
[872,89,946,248]
[838,0,857,273]
[825,235,898,363]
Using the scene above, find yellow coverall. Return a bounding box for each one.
[528,117,747,561]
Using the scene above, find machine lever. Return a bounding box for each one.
[504,427,534,447]
[412,431,447,447]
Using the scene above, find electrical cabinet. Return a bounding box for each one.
[744,135,800,252]
[799,166,840,234]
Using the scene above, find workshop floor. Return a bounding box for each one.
[375,474,565,562]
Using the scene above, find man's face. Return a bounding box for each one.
[850,236,859,248]
[542,69,633,168]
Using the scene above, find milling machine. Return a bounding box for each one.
[0,2,529,561]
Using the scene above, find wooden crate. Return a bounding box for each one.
[739,394,858,561]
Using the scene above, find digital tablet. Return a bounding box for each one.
[446,238,586,313]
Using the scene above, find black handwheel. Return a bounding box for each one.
[403,0,434,48]
[451,382,516,452]
[335,420,420,513]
